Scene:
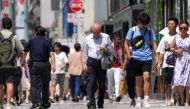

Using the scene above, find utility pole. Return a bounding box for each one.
[24,0,29,41]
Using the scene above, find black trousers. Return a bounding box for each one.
[87,58,106,106]
[127,59,136,99]
[13,67,22,101]
[29,62,51,105]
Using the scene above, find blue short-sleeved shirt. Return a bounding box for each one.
[24,36,53,62]
[126,26,156,61]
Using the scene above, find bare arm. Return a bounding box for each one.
[50,52,56,72]
[124,39,131,60]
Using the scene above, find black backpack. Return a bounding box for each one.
[0,32,15,65]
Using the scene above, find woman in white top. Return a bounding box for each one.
[49,42,68,102]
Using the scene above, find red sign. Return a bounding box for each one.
[3,0,9,7]
[70,0,83,12]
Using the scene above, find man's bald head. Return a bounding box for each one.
[90,23,101,38]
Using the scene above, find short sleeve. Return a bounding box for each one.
[156,36,165,54]
[126,28,133,40]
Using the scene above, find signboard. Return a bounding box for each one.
[67,13,84,23]
[70,0,83,12]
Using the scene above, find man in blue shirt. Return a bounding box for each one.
[124,13,157,108]
[22,26,56,109]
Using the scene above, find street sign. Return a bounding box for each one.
[70,0,83,12]
[67,13,84,23]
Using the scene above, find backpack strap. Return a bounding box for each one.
[0,32,15,40]
[0,32,3,40]
[131,26,136,40]
[8,33,15,40]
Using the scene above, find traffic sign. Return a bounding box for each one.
[67,13,84,23]
[70,0,83,12]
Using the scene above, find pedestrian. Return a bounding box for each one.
[49,42,68,103]
[68,43,85,102]
[22,26,56,109]
[0,17,24,109]
[107,36,123,102]
[124,13,157,108]
[83,23,112,109]
[172,20,190,106]
[156,17,178,106]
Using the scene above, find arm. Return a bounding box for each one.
[50,52,56,72]
[124,39,131,60]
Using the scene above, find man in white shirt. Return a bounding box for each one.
[157,17,178,106]
[84,23,112,109]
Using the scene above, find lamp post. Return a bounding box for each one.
[24,0,29,41]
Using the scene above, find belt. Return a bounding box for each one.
[88,57,101,61]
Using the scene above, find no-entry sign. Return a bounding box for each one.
[70,0,83,12]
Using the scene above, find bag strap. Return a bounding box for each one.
[131,26,136,40]
[0,32,3,40]
[0,32,15,40]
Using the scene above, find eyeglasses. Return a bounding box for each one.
[179,27,188,30]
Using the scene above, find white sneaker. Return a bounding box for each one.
[167,100,172,106]
[135,101,142,108]
[143,100,150,107]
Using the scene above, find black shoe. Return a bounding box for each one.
[98,105,104,109]
[116,96,122,102]
[130,99,136,108]
[87,102,96,109]
[30,104,44,109]
[63,96,67,101]
[72,97,79,102]
[42,102,51,108]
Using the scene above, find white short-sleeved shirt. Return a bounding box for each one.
[156,33,177,68]
[52,52,68,74]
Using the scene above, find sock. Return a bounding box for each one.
[137,97,141,101]
[144,96,149,100]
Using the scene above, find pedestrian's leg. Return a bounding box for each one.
[185,86,190,106]
[114,68,121,98]
[70,75,75,98]
[177,85,185,106]
[6,83,14,105]
[107,68,114,100]
[0,85,4,105]
[143,72,150,97]
[136,76,143,104]
[74,76,81,101]
[49,81,55,101]
[86,64,97,107]
[97,68,106,108]
[63,76,70,98]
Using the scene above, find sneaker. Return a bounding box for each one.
[135,100,142,108]
[116,96,122,102]
[24,99,30,104]
[130,99,136,108]
[49,97,55,103]
[167,100,172,106]
[5,104,12,109]
[143,99,150,107]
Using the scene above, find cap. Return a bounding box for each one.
[2,17,12,28]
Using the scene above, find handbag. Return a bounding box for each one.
[166,53,177,66]
[130,28,148,49]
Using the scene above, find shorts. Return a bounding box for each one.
[0,68,15,85]
[51,74,65,85]
[127,58,152,77]
[162,67,174,85]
